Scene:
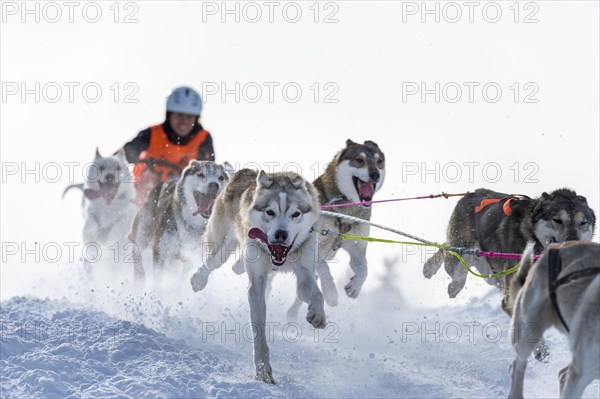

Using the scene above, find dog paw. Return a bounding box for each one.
[533,342,551,363]
[190,269,209,292]
[423,261,440,279]
[344,280,362,299]
[323,287,339,307]
[231,259,245,275]
[447,280,465,298]
[306,309,326,329]
[255,367,275,384]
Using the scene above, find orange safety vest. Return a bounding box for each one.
[133,124,209,201]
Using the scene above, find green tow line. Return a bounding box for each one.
[341,234,521,279]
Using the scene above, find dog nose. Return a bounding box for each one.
[565,231,580,241]
[208,182,219,193]
[105,173,114,182]
[369,169,380,182]
[274,230,288,243]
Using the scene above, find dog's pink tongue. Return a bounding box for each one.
[192,198,214,217]
[359,181,375,198]
[248,228,269,244]
[84,187,115,202]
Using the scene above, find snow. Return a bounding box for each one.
[1,257,599,398]
[2,1,600,397]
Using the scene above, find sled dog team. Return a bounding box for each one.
[66,140,598,397]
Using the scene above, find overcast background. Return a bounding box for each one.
[1,0,599,305]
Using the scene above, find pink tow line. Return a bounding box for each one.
[320,192,469,209]
[478,250,541,260]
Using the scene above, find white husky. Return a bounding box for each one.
[64,148,137,259]
[190,169,326,384]
[508,241,600,399]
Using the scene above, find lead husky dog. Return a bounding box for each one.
[508,241,600,399]
[190,169,325,384]
[63,148,137,257]
[422,188,595,303]
[309,139,385,305]
[128,160,229,288]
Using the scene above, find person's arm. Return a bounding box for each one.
[122,128,151,162]
[198,133,215,161]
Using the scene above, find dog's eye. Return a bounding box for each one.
[580,221,588,226]
[218,175,225,181]
[377,159,383,165]
[197,173,205,178]
[320,229,329,236]
[266,209,275,216]
[355,158,364,164]
[99,166,105,171]
[291,211,301,218]
[115,165,121,170]
[552,218,563,224]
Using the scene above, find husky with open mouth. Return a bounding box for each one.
[63,148,137,252]
[309,139,385,305]
[190,169,325,384]
[128,160,229,288]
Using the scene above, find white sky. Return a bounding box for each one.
[1,1,599,304]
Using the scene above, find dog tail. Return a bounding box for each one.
[513,242,537,293]
[62,183,84,199]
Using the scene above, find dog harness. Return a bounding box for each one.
[547,247,600,333]
[473,195,529,252]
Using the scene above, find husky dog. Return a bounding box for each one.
[508,241,600,399]
[63,148,137,250]
[190,169,325,384]
[312,139,385,304]
[127,160,229,287]
[423,188,595,302]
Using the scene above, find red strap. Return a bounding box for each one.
[475,196,517,215]
[475,198,501,213]
[503,198,514,215]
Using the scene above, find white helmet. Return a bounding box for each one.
[166,86,202,116]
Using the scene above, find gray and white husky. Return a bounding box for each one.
[309,139,385,305]
[508,241,600,399]
[189,169,325,384]
[423,188,596,304]
[127,160,229,288]
[63,148,137,254]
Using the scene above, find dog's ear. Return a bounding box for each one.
[222,161,235,177]
[577,195,588,204]
[257,170,273,188]
[345,139,356,147]
[364,140,379,148]
[510,197,533,219]
[530,194,552,222]
[114,148,127,162]
[289,175,306,190]
[95,147,102,159]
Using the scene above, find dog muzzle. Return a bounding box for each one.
[248,227,296,267]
